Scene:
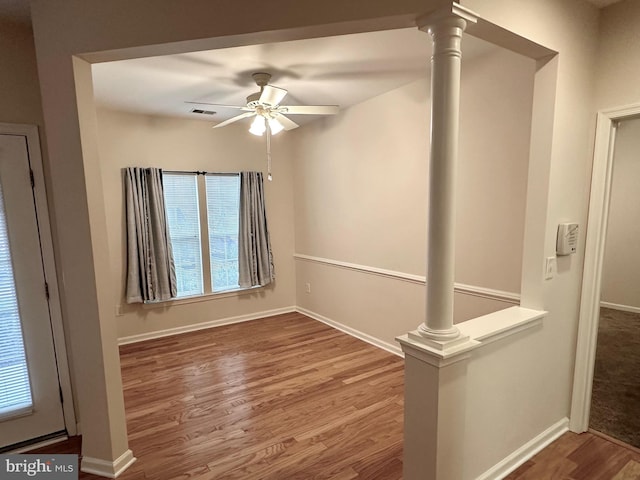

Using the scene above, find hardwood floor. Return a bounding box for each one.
[504,431,640,480]
[39,313,404,479]
[28,312,640,479]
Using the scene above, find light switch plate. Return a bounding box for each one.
[544,257,557,280]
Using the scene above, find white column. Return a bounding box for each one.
[397,10,479,479]
[418,6,475,341]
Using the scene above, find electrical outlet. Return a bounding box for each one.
[115,304,124,317]
[305,282,311,294]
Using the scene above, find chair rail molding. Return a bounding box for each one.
[293,253,520,305]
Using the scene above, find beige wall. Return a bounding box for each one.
[29,0,601,475]
[595,0,640,311]
[29,0,449,460]
[600,117,640,309]
[0,19,43,126]
[461,0,600,476]
[293,46,534,345]
[458,49,534,293]
[0,18,84,433]
[596,0,640,110]
[97,47,533,343]
[95,108,296,339]
[293,78,430,274]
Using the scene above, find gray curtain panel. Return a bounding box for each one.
[238,171,275,287]
[124,167,177,303]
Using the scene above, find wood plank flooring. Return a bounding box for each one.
[504,431,640,480]
[28,312,640,479]
[46,313,404,479]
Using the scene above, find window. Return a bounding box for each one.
[164,172,241,297]
[206,175,240,291]
[0,182,33,418]
[163,174,203,296]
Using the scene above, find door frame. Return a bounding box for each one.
[0,122,77,437]
[569,103,640,432]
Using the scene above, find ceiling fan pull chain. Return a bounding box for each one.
[266,123,273,181]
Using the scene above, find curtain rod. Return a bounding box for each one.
[163,170,239,176]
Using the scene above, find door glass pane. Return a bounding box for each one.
[0,181,33,420]
[206,175,240,292]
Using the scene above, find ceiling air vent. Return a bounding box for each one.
[190,108,216,115]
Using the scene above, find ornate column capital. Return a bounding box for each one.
[415,3,478,34]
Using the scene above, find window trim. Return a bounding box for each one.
[197,173,213,295]
[141,284,263,310]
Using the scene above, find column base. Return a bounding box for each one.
[81,449,136,478]
[400,330,478,367]
[417,323,460,341]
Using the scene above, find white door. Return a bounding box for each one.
[0,133,66,449]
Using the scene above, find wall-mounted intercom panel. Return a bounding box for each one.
[556,223,579,255]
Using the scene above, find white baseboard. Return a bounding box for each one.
[118,307,296,345]
[81,449,136,478]
[600,301,640,314]
[296,306,403,357]
[118,303,402,359]
[475,417,569,480]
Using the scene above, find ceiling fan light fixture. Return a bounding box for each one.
[249,115,266,136]
[268,117,284,135]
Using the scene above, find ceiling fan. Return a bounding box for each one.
[186,72,339,136]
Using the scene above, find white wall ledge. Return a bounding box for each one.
[397,306,546,366]
[457,306,546,347]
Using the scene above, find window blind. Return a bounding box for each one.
[0,182,33,420]
[205,175,240,291]
[163,174,203,297]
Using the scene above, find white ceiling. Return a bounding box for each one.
[89,0,625,127]
[92,29,498,126]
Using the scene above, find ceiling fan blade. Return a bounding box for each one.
[259,85,288,106]
[273,114,299,131]
[212,111,255,129]
[280,105,339,115]
[185,101,251,111]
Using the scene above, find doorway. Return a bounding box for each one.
[0,127,73,450]
[570,103,640,442]
[589,117,640,448]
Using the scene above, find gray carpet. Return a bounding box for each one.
[590,307,640,448]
